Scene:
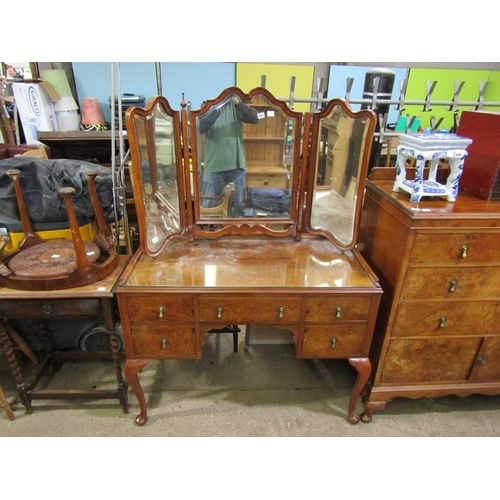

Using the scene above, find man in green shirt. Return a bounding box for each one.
[198,95,258,215]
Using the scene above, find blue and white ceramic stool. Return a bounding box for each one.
[393,133,472,202]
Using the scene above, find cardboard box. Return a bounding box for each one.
[11,82,59,144]
[457,110,500,200]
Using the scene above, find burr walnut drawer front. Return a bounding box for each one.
[198,296,302,324]
[380,338,483,384]
[401,267,500,300]
[120,294,195,322]
[0,298,102,318]
[129,324,197,359]
[305,296,372,323]
[409,232,500,265]
[301,324,368,358]
[393,301,500,337]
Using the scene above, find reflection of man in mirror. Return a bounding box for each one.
[199,94,258,215]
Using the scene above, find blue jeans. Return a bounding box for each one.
[202,168,245,209]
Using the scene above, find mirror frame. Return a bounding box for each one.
[304,98,376,250]
[186,86,304,239]
[125,95,186,257]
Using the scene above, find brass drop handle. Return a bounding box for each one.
[157,305,166,319]
[439,316,447,328]
[330,337,337,349]
[335,306,342,319]
[161,338,168,350]
[217,306,224,319]
[449,279,458,293]
[277,306,285,319]
[460,245,468,259]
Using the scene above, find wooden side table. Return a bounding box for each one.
[0,255,130,415]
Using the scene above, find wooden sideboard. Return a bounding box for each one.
[116,235,382,425]
[358,180,500,419]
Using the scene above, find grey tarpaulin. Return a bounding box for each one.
[0,157,115,224]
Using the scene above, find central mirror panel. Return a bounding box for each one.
[189,87,303,237]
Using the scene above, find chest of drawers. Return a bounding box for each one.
[116,236,382,425]
[358,180,500,420]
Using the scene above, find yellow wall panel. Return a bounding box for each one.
[236,63,314,112]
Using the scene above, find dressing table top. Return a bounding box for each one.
[119,236,378,290]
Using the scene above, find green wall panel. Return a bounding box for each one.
[403,68,500,131]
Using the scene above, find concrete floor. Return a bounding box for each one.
[1,331,500,437]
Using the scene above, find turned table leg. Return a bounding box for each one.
[0,321,33,414]
[101,298,128,413]
[347,357,372,424]
[124,359,149,426]
[0,384,15,421]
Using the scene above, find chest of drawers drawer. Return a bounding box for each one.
[120,294,195,322]
[129,324,197,359]
[198,296,302,324]
[410,232,500,265]
[305,296,372,322]
[393,301,500,337]
[302,324,368,358]
[380,337,483,384]
[401,267,500,300]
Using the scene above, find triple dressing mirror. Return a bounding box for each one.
[125,90,375,257]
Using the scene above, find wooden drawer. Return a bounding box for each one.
[246,174,289,189]
[469,336,500,383]
[410,232,500,265]
[305,296,372,322]
[0,298,101,318]
[393,301,500,337]
[120,294,195,322]
[301,324,367,358]
[129,324,196,359]
[198,296,301,324]
[380,338,481,384]
[402,267,500,300]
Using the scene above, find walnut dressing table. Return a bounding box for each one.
[119,89,381,425]
[117,236,381,425]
